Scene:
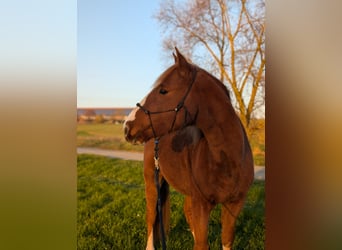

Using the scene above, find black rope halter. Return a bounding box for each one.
[136,66,197,139]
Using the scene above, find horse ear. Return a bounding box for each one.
[174,47,191,76]
[172,52,177,63]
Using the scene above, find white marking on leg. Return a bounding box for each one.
[146,232,154,250]
[191,230,195,240]
[222,244,232,250]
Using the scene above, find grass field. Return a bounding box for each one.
[77,154,264,249]
[77,123,144,152]
[77,123,264,165]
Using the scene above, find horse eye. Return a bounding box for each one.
[159,89,168,95]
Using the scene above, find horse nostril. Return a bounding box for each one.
[124,121,132,139]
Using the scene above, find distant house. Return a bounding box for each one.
[77,107,133,123]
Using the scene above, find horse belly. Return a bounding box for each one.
[191,142,245,204]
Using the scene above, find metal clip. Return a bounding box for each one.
[154,157,159,170]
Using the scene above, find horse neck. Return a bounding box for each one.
[195,78,244,163]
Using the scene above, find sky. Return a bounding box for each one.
[78,0,167,108]
[1,0,76,89]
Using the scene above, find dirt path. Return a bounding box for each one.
[77,147,143,161]
[77,147,265,180]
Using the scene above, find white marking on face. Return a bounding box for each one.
[146,232,154,250]
[125,106,138,124]
[124,96,146,127]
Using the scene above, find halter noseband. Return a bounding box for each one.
[136,66,197,139]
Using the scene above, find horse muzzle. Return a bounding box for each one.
[124,120,145,144]
[124,121,134,142]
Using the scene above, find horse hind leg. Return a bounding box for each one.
[221,199,245,250]
[184,196,195,238]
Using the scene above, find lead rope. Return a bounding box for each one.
[154,139,167,250]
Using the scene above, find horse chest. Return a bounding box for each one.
[158,151,193,195]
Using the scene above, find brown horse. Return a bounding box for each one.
[124,48,254,250]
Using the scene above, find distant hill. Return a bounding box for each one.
[77,107,133,123]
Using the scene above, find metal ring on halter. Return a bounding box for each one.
[136,103,149,114]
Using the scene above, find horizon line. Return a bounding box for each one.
[77,106,134,109]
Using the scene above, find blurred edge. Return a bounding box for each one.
[267,0,342,249]
[1,0,342,250]
[0,1,76,250]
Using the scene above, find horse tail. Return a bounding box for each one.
[153,179,170,246]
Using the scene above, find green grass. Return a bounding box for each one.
[77,123,143,152]
[78,154,264,249]
[249,119,265,166]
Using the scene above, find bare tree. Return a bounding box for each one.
[155,0,265,136]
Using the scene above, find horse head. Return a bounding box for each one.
[124,48,199,143]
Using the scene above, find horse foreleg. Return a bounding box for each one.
[145,182,157,250]
[221,200,245,250]
[144,165,157,250]
[184,196,195,238]
[191,197,213,250]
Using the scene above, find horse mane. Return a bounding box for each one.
[197,67,232,102]
[152,63,231,103]
[152,65,177,88]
